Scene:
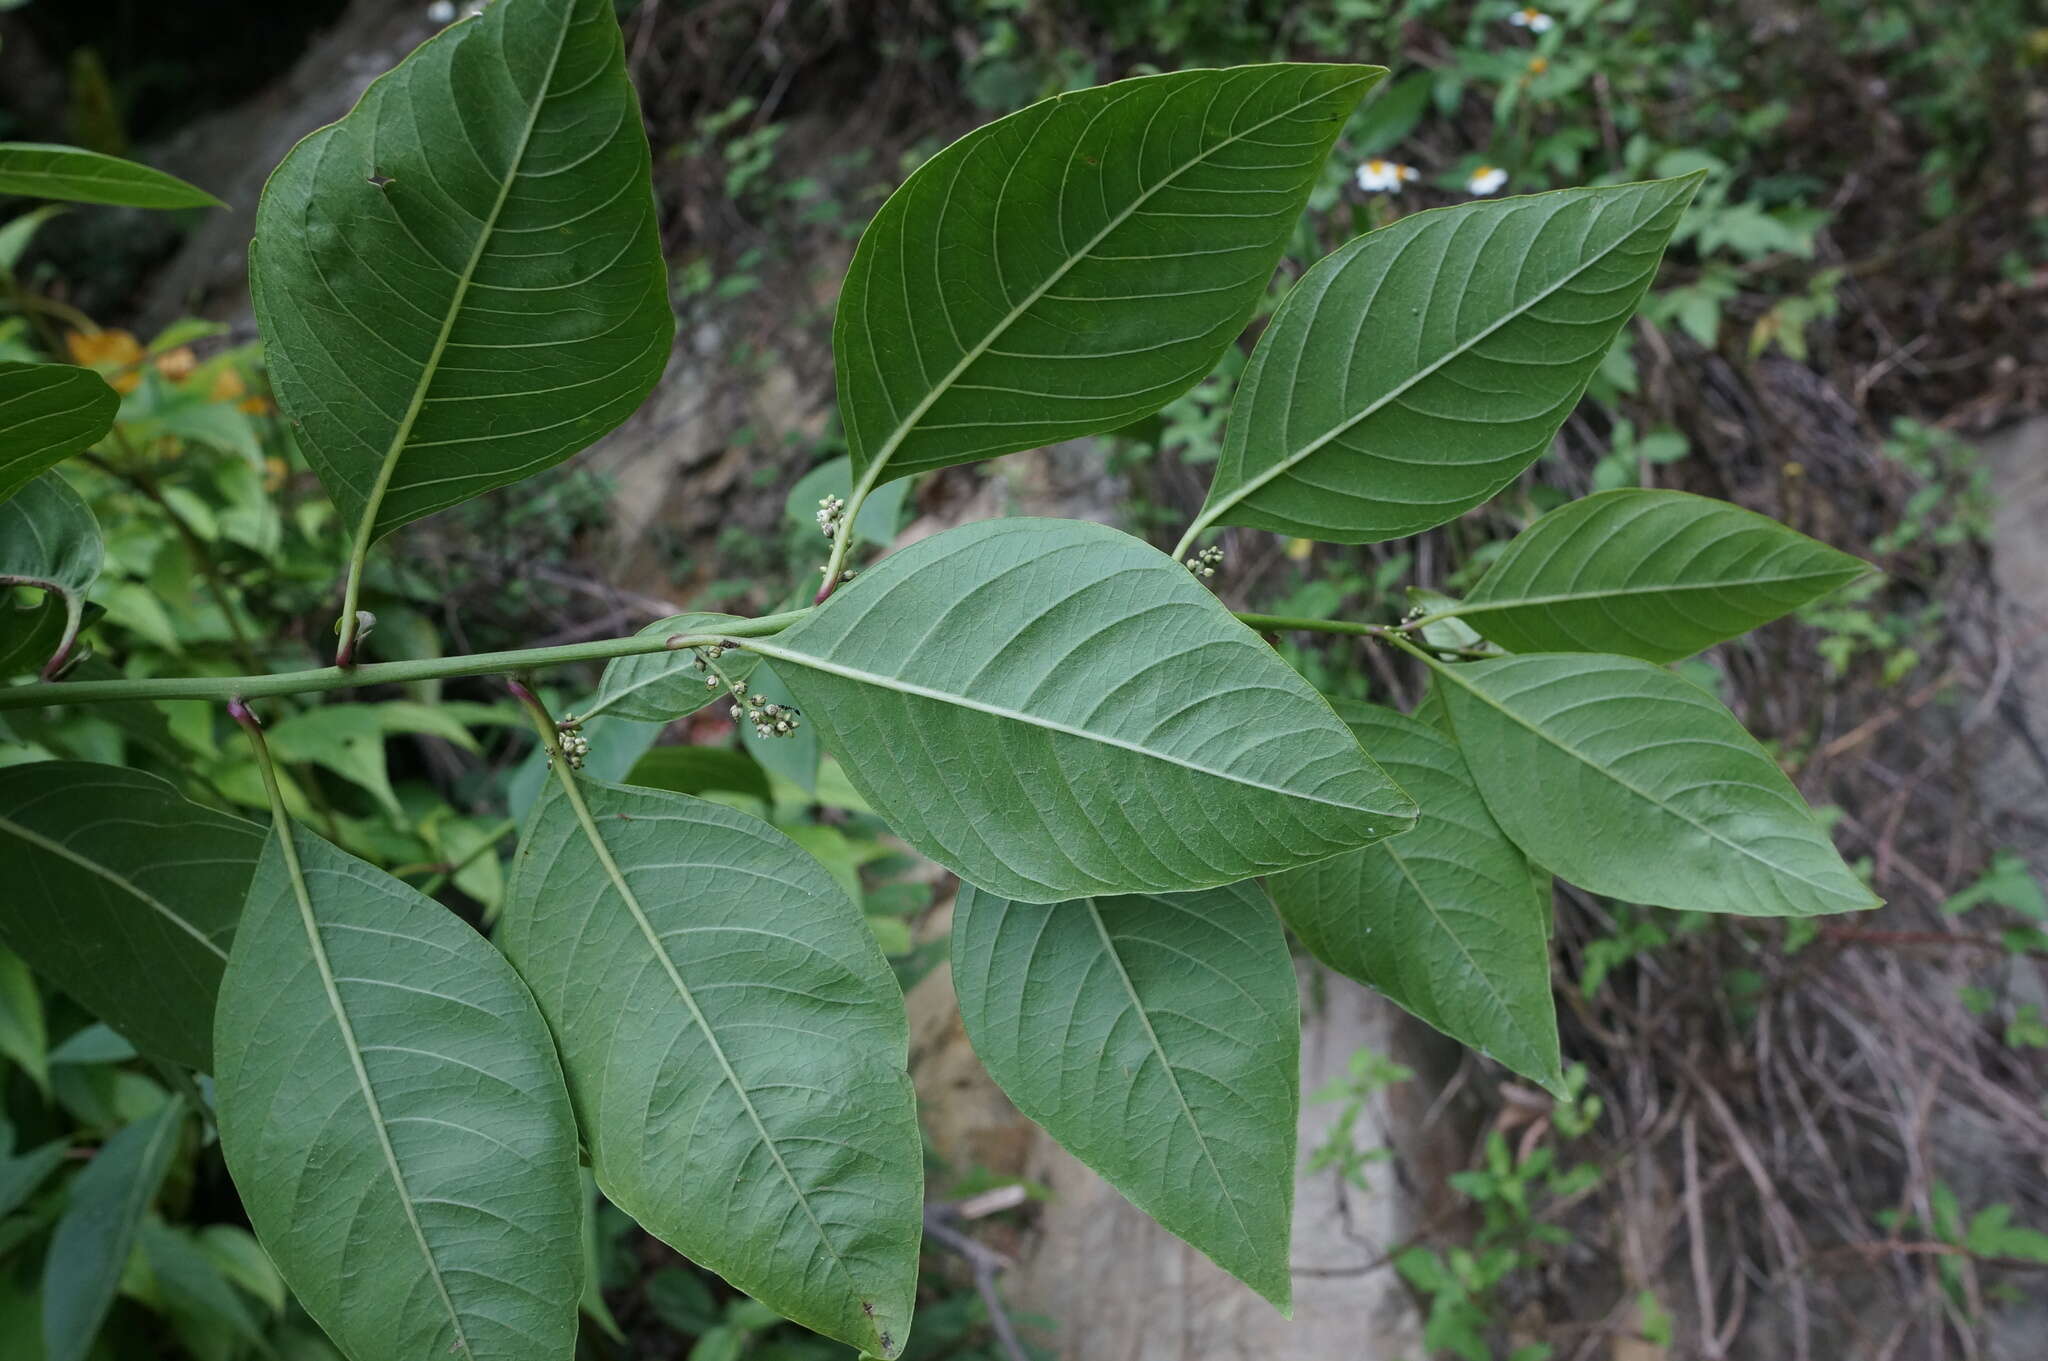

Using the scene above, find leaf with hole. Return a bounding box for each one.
[250,0,672,544]
[747,517,1415,903]
[41,1097,185,1361]
[1455,489,1872,661]
[1197,175,1702,544]
[0,472,101,678]
[213,822,583,1361]
[0,762,262,1070]
[953,879,1299,1306]
[500,777,921,1356]
[0,363,119,504]
[588,613,759,723]
[836,63,1381,493]
[0,143,224,209]
[1269,701,1561,1093]
[1430,652,1879,917]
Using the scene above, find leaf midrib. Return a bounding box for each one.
[855,68,1370,488]
[268,825,473,1355]
[1377,836,1549,1079]
[745,638,1384,814]
[1205,187,1676,525]
[1437,661,1868,905]
[1084,897,1255,1252]
[541,775,882,1350]
[347,9,573,541]
[1462,566,1868,615]
[0,814,228,961]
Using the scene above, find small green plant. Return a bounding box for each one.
[1395,1068,1604,1361]
[1303,1046,1416,1189]
[1,2,1885,1357]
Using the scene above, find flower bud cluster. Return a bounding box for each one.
[1185,545,1224,578]
[551,713,592,770]
[725,684,802,740]
[816,495,845,539]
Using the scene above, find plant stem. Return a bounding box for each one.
[0,609,810,710]
[0,602,1494,711]
[1239,612,1496,660]
[814,459,882,603]
[1233,612,1397,639]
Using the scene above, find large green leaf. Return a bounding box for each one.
[250,0,672,544]
[746,518,1415,903]
[41,1097,185,1361]
[213,822,582,1361]
[0,472,101,678]
[0,363,119,505]
[952,880,1299,1307]
[0,143,223,209]
[0,763,262,1070]
[836,64,1380,492]
[1454,489,1871,661]
[500,776,921,1357]
[586,612,759,723]
[1430,652,1879,917]
[1268,701,1561,1093]
[1195,176,1701,544]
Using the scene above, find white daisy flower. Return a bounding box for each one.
[1355,158,1420,193]
[1507,7,1555,32]
[426,0,457,21]
[1468,165,1508,196]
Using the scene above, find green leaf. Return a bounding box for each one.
[587,613,759,723]
[577,1171,626,1343]
[836,64,1381,492]
[952,880,1298,1307]
[746,518,1415,903]
[0,364,119,504]
[0,205,67,271]
[41,1097,185,1361]
[0,472,101,678]
[138,1219,270,1354]
[0,944,46,1092]
[785,457,909,550]
[0,143,223,209]
[1455,490,1871,661]
[500,777,921,1357]
[1350,70,1432,157]
[264,702,478,817]
[0,590,71,680]
[0,762,262,1070]
[250,0,672,544]
[624,745,771,805]
[1268,702,1562,1093]
[193,1225,286,1317]
[50,1024,138,1067]
[214,821,583,1361]
[1196,175,1702,544]
[1429,652,1879,917]
[0,1128,69,1219]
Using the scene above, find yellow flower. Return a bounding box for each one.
[64,329,144,393]
[263,456,289,493]
[1527,56,1550,76]
[209,368,272,416]
[154,346,198,381]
